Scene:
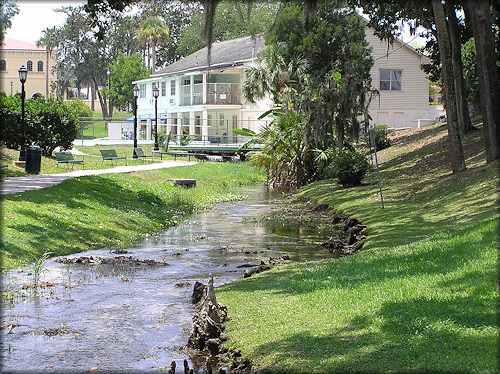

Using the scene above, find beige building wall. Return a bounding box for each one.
[0,38,57,99]
[365,28,433,129]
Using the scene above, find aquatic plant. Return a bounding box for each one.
[30,251,53,289]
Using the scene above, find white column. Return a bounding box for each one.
[203,73,207,105]
[202,108,208,143]
[146,118,152,140]
[166,112,171,135]
[177,113,182,139]
[189,110,195,134]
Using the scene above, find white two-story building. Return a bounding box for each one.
[133,29,439,142]
[132,34,269,143]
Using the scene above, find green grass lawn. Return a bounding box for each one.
[1,162,266,269]
[216,124,499,373]
[0,145,186,177]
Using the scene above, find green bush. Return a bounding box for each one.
[326,148,371,187]
[0,94,78,156]
[0,94,22,150]
[65,98,93,118]
[372,125,391,150]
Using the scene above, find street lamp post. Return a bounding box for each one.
[107,69,111,120]
[18,66,28,161]
[152,86,160,151]
[132,85,140,157]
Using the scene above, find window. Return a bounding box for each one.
[139,84,146,98]
[161,81,166,96]
[380,70,402,91]
[0,60,6,71]
[27,60,33,71]
[182,113,190,134]
[182,77,191,86]
[170,80,176,95]
[195,114,202,136]
[37,61,43,72]
[193,75,203,84]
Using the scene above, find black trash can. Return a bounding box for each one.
[25,146,42,174]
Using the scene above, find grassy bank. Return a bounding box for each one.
[217,124,499,373]
[1,162,266,269]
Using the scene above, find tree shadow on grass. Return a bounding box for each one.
[2,175,175,264]
[251,304,496,373]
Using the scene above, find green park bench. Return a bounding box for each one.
[54,151,84,169]
[99,149,127,166]
[133,147,153,162]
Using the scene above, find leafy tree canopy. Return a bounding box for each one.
[0,0,19,42]
[176,1,279,57]
[103,53,150,110]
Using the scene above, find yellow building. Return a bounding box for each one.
[0,38,57,98]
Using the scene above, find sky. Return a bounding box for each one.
[6,0,86,44]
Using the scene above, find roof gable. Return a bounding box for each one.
[152,34,265,77]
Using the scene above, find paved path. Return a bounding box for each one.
[0,160,196,196]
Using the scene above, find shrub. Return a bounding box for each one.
[0,94,78,156]
[0,94,22,149]
[372,125,391,150]
[65,98,93,118]
[326,148,371,187]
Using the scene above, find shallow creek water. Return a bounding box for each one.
[1,186,334,373]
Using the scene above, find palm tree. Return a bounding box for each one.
[243,42,308,104]
[136,17,169,73]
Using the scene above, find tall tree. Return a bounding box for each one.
[103,53,149,111]
[464,0,500,163]
[39,5,143,119]
[431,0,466,172]
[444,0,474,136]
[136,17,170,73]
[356,0,468,173]
[176,1,279,57]
[265,4,374,154]
[138,1,202,65]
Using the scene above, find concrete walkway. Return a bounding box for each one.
[0,160,197,196]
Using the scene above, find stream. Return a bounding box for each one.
[1,186,335,373]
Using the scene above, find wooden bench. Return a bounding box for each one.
[133,147,153,162]
[100,149,127,165]
[54,151,84,169]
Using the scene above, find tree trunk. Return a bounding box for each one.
[146,43,150,70]
[445,0,474,136]
[151,39,156,73]
[91,82,95,111]
[431,0,466,173]
[336,117,345,154]
[465,0,500,163]
[93,77,108,120]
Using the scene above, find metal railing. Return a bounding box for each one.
[179,83,241,106]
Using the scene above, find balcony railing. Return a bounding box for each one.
[180,82,241,106]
